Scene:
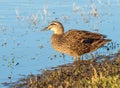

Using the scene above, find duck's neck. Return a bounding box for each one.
[54,31,64,34]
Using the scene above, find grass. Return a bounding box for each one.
[7,50,120,88]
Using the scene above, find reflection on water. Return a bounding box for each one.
[0,0,120,87]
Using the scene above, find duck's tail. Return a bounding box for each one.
[90,39,111,52]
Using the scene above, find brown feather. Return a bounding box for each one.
[44,21,111,59]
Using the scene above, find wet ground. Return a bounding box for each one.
[4,49,120,88]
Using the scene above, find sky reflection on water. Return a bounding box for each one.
[0,0,120,87]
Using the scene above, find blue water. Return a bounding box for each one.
[0,0,120,87]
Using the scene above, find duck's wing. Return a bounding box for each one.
[65,30,106,39]
[64,30,106,43]
[63,30,111,54]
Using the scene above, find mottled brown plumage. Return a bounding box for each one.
[42,21,111,61]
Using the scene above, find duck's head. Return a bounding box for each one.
[42,21,64,34]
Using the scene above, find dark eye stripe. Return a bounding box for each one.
[50,23,57,26]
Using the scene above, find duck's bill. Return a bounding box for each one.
[41,27,48,31]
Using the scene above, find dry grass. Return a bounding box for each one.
[8,53,120,88]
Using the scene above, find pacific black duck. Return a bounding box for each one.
[42,21,111,61]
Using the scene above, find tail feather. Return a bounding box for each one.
[90,39,111,52]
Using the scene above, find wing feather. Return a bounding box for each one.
[62,30,108,54]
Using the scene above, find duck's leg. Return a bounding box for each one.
[73,56,79,65]
[73,57,77,62]
[78,56,81,61]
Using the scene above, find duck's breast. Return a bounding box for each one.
[51,34,63,51]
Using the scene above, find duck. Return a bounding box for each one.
[42,21,111,61]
